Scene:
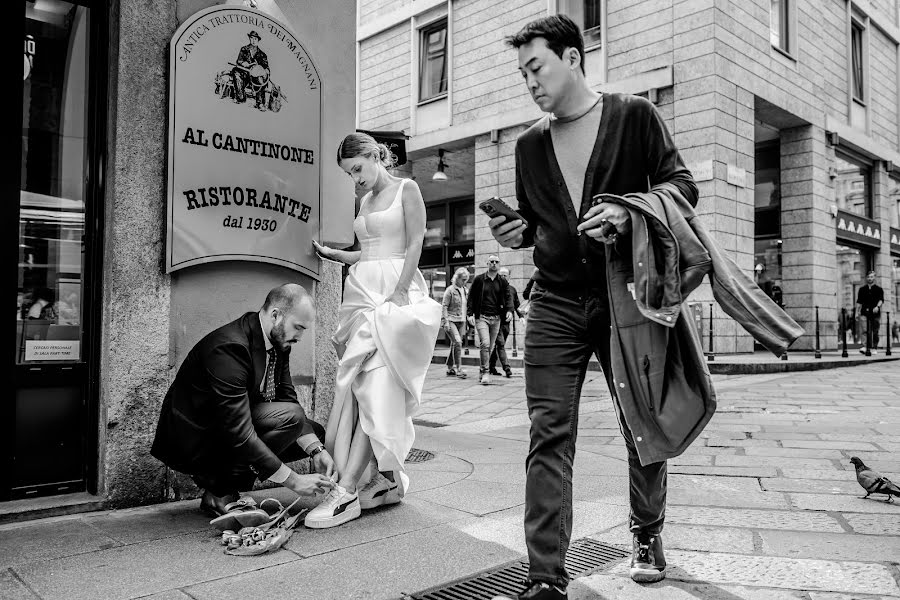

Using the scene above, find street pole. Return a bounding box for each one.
[885,311,892,356]
[707,303,715,361]
[814,305,821,359]
[511,314,518,358]
[841,308,849,358]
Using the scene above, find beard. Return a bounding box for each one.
[270,319,290,352]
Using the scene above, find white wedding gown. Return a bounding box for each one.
[325,179,441,496]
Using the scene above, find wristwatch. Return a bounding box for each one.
[308,444,326,458]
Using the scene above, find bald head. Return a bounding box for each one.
[260,284,314,351]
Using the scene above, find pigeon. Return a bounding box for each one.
[849,456,900,503]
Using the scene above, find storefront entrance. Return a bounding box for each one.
[3,0,106,500]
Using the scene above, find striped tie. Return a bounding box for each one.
[264,347,277,402]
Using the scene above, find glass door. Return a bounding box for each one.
[3,0,105,500]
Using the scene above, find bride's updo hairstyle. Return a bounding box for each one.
[337,133,396,169]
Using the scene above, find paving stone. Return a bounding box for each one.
[669,465,779,478]
[744,447,845,459]
[706,438,780,448]
[788,493,900,514]
[286,496,471,557]
[808,593,897,600]
[139,591,194,600]
[818,433,881,441]
[780,468,855,481]
[666,506,845,532]
[12,530,297,600]
[0,518,122,567]
[670,454,714,466]
[571,475,630,502]
[404,469,470,493]
[80,501,211,545]
[715,455,837,469]
[410,478,525,516]
[759,478,860,495]
[843,513,900,536]
[445,448,526,464]
[574,573,808,599]
[0,569,39,600]
[607,550,900,595]
[667,477,787,508]
[782,440,879,450]
[186,524,523,600]
[594,524,754,554]
[751,432,824,440]
[758,530,900,562]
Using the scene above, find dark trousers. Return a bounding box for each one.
[864,314,881,348]
[230,68,266,107]
[523,285,667,587]
[193,402,325,497]
[489,321,510,371]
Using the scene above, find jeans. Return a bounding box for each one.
[475,315,502,374]
[489,321,510,371]
[444,320,466,370]
[523,284,667,587]
[192,402,325,497]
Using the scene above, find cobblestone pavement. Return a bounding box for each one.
[420,361,900,598]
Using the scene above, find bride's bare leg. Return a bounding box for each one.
[338,419,373,493]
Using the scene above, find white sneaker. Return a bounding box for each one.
[304,485,361,529]
[480,372,491,385]
[871,349,878,355]
[359,472,401,510]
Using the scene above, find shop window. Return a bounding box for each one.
[851,19,865,103]
[419,19,447,102]
[558,0,603,48]
[834,153,872,218]
[451,200,474,242]
[754,142,782,303]
[424,204,446,249]
[836,244,872,347]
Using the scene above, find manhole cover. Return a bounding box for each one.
[405,448,435,463]
[409,538,629,599]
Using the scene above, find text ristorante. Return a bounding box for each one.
[183,186,312,223]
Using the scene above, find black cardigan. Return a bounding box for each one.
[514,93,698,295]
[467,273,509,319]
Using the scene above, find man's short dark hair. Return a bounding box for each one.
[505,14,586,74]
[867,270,876,277]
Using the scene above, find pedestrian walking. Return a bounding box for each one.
[856,270,884,354]
[467,254,511,385]
[489,267,522,377]
[488,14,801,600]
[442,267,471,378]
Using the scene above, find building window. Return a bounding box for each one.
[851,19,865,103]
[559,0,603,48]
[770,0,789,52]
[834,153,872,218]
[836,245,873,348]
[419,19,447,102]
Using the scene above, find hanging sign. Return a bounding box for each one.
[835,209,881,249]
[166,5,322,276]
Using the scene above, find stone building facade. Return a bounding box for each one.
[357,0,900,354]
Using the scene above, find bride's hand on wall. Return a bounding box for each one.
[312,240,335,260]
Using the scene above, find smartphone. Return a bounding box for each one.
[478,197,526,226]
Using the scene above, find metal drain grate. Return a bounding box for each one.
[405,448,436,463]
[409,538,629,599]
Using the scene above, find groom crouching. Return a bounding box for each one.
[151,283,337,515]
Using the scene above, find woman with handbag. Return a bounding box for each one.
[442,268,471,378]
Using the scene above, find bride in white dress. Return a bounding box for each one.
[307,133,441,529]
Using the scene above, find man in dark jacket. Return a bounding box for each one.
[489,267,522,377]
[467,255,510,385]
[856,270,885,353]
[490,15,698,600]
[231,30,269,110]
[151,284,336,515]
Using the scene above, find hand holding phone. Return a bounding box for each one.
[479,197,527,227]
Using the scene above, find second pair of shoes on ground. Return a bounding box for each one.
[304,471,400,529]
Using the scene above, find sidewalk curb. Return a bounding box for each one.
[431,353,900,375]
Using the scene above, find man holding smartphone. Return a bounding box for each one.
[489,15,699,600]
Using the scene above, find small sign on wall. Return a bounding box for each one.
[166,5,322,277]
[726,165,746,188]
[25,341,80,362]
[688,160,713,182]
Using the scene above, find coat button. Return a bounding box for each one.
[666,316,672,322]
[581,258,587,264]
[638,262,643,267]
[619,382,625,388]
[636,436,643,442]
[577,231,582,236]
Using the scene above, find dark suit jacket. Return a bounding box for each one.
[467,273,509,320]
[151,312,313,480]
